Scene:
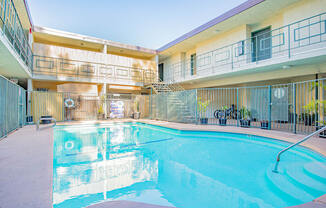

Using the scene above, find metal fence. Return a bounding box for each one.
[164,12,326,83]
[0,0,33,71]
[150,78,326,135]
[29,92,150,123]
[1,77,324,137]
[0,75,26,138]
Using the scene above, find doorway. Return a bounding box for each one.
[252,27,272,62]
[158,63,164,81]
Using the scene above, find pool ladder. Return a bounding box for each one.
[273,126,326,173]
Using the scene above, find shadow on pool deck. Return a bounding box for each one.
[0,119,325,208]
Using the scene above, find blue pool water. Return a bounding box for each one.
[53,122,326,208]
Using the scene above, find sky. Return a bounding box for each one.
[28,0,246,49]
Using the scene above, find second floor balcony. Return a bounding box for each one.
[0,0,33,73]
[32,55,157,86]
[164,12,326,83]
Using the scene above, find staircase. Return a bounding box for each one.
[150,82,172,94]
[148,79,196,123]
[266,162,326,206]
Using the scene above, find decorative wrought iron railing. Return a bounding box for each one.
[164,12,326,83]
[33,55,157,85]
[0,0,33,71]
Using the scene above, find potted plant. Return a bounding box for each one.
[302,101,317,126]
[302,82,326,127]
[239,107,251,128]
[218,105,228,126]
[310,99,326,138]
[316,121,326,138]
[198,97,210,124]
[97,95,106,120]
[134,99,141,119]
[97,105,105,119]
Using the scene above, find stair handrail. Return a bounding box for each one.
[273,126,326,173]
[151,77,185,93]
[151,78,166,93]
[163,79,185,92]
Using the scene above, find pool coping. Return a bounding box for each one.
[0,119,325,208]
[58,119,326,157]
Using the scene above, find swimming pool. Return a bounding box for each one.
[53,122,326,208]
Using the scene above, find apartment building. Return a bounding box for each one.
[0,0,326,124]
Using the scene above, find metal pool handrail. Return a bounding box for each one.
[36,117,57,130]
[273,126,326,173]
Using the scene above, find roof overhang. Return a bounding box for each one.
[12,0,33,30]
[157,0,300,57]
[157,0,265,52]
[33,26,157,59]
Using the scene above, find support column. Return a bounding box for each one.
[103,44,107,54]
[27,79,33,123]
[181,52,186,79]
[155,55,159,82]
[101,83,107,119]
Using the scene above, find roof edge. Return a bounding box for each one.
[157,0,265,52]
[33,26,157,55]
[24,0,33,27]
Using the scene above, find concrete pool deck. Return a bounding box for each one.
[0,119,325,208]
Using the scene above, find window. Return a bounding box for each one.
[36,88,49,92]
[190,53,196,75]
[158,63,164,81]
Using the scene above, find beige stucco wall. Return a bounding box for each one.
[33,43,156,70]
[282,0,326,25]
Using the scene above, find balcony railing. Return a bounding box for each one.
[165,12,326,83]
[33,55,157,85]
[0,0,33,72]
